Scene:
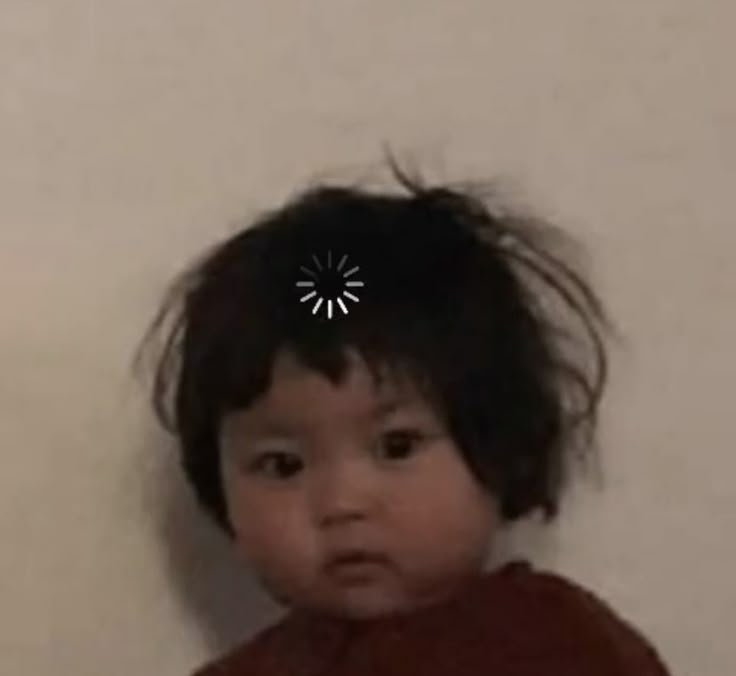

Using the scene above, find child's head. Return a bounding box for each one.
[135,164,615,619]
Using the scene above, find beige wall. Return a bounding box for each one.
[2,2,733,674]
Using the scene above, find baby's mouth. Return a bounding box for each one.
[323,551,390,579]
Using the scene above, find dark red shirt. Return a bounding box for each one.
[193,561,671,676]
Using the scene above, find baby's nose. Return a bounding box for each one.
[311,459,379,527]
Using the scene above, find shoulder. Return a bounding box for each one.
[190,618,287,676]
[493,561,671,675]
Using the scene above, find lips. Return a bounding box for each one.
[324,551,389,574]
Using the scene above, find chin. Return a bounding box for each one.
[334,592,417,621]
[340,604,395,620]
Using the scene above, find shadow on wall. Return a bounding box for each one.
[138,424,284,657]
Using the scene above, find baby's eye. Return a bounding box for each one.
[249,452,303,479]
[377,428,426,461]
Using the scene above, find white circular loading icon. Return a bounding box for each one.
[296,251,364,319]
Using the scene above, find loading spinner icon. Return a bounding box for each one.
[296,251,364,319]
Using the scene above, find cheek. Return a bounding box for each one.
[227,489,313,565]
[396,489,488,543]
[391,454,496,548]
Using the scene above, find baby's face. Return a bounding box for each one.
[219,348,499,620]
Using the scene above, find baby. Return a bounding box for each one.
[136,162,671,675]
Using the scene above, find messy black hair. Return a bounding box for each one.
[133,160,619,540]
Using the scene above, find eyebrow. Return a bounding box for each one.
[372,396,414,417]
[245,395,417,437]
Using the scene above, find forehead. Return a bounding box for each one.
[222,348,428,436]
[271,347,417,399]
